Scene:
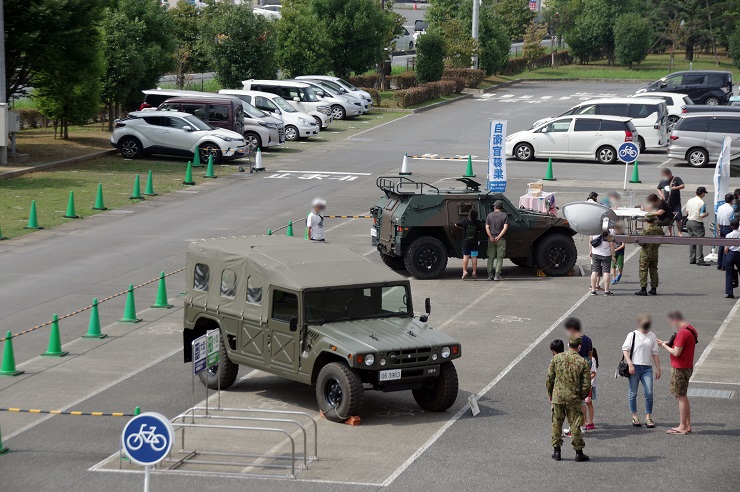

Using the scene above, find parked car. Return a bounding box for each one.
[219,89,319,141]
[635,70,733,105]
[413,19,428,44]
[667,112,740,167]
[260,4,281,12]
[242,80,332,130]
[111,111,246,162]
[684,105,740,114]
[296,76,373,111]
[507,115,639,164]
[532,97,667,151]
[300,78,370,113]
[631,92,692,130]
[730,95,740,107]
[394,26,415,52]
[290,79,362,120]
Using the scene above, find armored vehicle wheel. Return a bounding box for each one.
[404,237,448,279]
[198,332,239,390]
[380,253,407,270]
[535,234,577,277]
[315,362,364,422]
[412,362,458,412]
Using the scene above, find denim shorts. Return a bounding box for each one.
[462,246,478,257]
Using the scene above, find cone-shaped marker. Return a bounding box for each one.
[267,229,272,235]
[399,153,412,175]
[82,298,107,339]
[151,272,173,308]
[543,158,556,181]
[133,406,141,416]
[253,148,265,172]
[204,155,217,179]
[41,315,68,357]
[63,191,79,218]
[304,212,310,240]
[192,150,203,168]
[183,161,196,185]
[0,331,24,376]
[629,160,642,183]
[286,221,294,237]
[25,200,42,230]
[0,225,7,240]
[93,183,107,210]
[120,284,142,323]
[0,419,9,453]
[143,170,157,196]
[463,154,476,178]
[130,174,143,200]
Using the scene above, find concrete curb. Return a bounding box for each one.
[412,93,474,113]
[0,149,118,180]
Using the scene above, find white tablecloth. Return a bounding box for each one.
[614,208,647,218]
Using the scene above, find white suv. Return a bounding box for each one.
[111,111,246,162]
[296,75,373,111]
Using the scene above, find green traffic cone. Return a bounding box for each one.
[0,418,9,454]
[130,174,143,200]
[82,298,107,339]
[629,160,642,184]
[143,170,157,196]
[93,183,107,210]
[286,221,294,237]
[192,150,202,168]
[63,191,79,218]
[304,213,310,240]
[204,155,216,179]
[0,225,7,240]
[183,161,196,185]
[463,154,475,178]
[543,158,556,181]
[151,272,172,308]
[41,315,68,357]
[25,200,42,230]
[133,406,141,416]
[267,229,272,235]
[120,284,142,323]
[0,331,24,376]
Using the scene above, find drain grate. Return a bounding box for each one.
[687,388,735,399]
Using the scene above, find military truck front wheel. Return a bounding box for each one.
[534,234,577,277]
[380,253,407,270]
[315,362,364,423]
[197,332,239,390]
[405,237,448,279]
[412,362,458,412]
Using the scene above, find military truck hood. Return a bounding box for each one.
[309,318,458,353]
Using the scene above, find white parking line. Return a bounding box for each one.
[350,113,413,138]
[540,96,553,100]
[500,95,515,98]
[694,298,740,370]
[658,158,673,168]
[276,170,372,175]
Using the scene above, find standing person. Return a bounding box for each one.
[547,337,592,462]
[587,192,599,203]
[717,193,735,271]
[584,349,598,430]
[611,221,626,284]
[564,317,592,361]
[621,314,661,428]
[657,168,685,236]
[657,311,698,435]
[589,231,615,296]
[635,214,664,296]
[485,201,509,281]
[550,339,565,356]
[454,209,483,279]
[306,198,326,241]
[684,186,710,266]
[733,189,740,221]
[723,219,740,299]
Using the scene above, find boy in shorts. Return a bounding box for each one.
[455,209,482,279]
[611,221,626,284]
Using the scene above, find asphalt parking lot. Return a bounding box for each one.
[1,81,739,492]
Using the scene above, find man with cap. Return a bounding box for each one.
[635,214,664,296]
[547,336,592,462]
[684,186,710,266]
[485,200,509,281]
[307,198,326,241]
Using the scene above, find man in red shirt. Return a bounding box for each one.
[657,311,698,435]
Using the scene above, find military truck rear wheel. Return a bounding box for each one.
[315,362,364,422]
[405,237,448,279]
[534,234,577,277]
[380,253,407,270]
[412,362,458,412]
[198,332,239,390]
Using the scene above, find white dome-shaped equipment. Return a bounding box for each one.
[562,201,618,236]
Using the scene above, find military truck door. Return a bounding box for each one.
[499,199,530,256]
[266,288,301,374]
[239,273,267,366]
[379,196,400,246]
[446,199,474,257]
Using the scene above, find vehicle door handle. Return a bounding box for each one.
[163,130,171,134]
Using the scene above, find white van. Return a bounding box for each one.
[291,79,363,120]
[296,75,373,111]
[532,97,668,152]
[242,80,332,130]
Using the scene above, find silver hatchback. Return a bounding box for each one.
[668,113,740,167]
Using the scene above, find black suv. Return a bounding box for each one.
[636,70,733,105]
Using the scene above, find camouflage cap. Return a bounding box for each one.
[569,336,582,347]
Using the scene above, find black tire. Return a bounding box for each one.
[313,115,324,128]
[412,362,458,412]
[667,115,679,131]
[118,137,142,159]
[596,145,617,164]
[704,96,720,105]
[404,236,449,279]
[199,142,222,163]
[243,132,262,151]
[197,332,239,390]
[331,105,346,120]
[535,234,577,277]
[638,136,646,153]
[514,142,534,161]
[686,147,709,167]
[315,362,364,422]
[380,253,407,270]
[284,125,299,141]
[409,41,414,51]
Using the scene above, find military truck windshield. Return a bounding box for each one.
[305,285,410,324]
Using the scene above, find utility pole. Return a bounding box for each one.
[471,0,479,69]
[0,0,7,165]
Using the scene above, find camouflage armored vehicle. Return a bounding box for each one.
[370,177,577,279]
[183,236,461,422]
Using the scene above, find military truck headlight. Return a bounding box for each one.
[380,358,387,366]
[441,347,451,359]
[431,353,438,361]
[365,354,375,366]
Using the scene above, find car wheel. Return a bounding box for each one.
[514,142,534,161]
[284,125,299,141]
[409,41,414,50]
[118,137,142,159]
[315,362,364,423]
[380,253,407,270]
[704,97,720,105]
[243,132,262,151]
[313,116,324,128]
[412,362,458,412]
[534,234,577,277]
[687,147,709,167]
[596,145,617,164]
[667,115,679,131]
[638,136,646,153]
[331,105,346,120]
[199,142,222,163]
[197,332,239,390]
[404,236,448,279]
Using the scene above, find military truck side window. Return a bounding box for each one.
[247,275,263,304]
[193,264,210,292]
[220,269,237,298]
[458,203,472,215]
[272,290,298,322]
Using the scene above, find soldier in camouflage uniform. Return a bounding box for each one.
[547,337,592,462]
[635,214,664,296]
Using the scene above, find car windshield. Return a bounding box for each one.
[301,88,319,102]
[242,102,266,118]
[304,285,410,324]
[183,115,211,131]
[337,78,358,91]
[274,96,297,112]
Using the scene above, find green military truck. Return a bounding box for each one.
[183,236,461,422]
[370,177,577,279]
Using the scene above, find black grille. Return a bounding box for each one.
[389,348,431,365]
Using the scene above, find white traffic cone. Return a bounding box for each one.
[399,153,412,175]
[253,148,265,172]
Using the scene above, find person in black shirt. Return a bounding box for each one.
[455,209,483,279]
[644,193,673,228]
[657,168,685,236]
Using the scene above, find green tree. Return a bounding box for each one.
[729,22,740,68]
[426,0,464,27]
[614,13,652,67]
[416,32,446,83]
[492,0,535,41]
[442,18,478,68]
[277,0,332,76]
[169,2,211,89]
[522,21,548,66]
[478,4,511,75]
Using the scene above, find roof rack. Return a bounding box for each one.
[376,176,440,195]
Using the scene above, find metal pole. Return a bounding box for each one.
[0,0,8,165]
[471,0,480,69]
[143,465,150,492]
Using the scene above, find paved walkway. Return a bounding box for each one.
[692,300,740,386]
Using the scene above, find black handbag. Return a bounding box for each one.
[617,332,635,378]
[590,234,604,248]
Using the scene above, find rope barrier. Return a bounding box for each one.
[1,407,134,417]
[407,155,469,160]
[325,215,372,219]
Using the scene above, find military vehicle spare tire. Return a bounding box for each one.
[198,332,239,390]
[412,362,459,412]
[380,253,407,270]
[316,362,364,423]
[535,234,577,277]
[405,236,448,279]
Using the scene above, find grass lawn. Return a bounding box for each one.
[14,124,113,165]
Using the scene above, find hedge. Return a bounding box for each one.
[442,68,485,89]
[349,74,380,89]
[394,80,457,108]
[17,109,46,129]
[359,87,381,107]
[390,71,418,90]
[443,77,466,94]
[502,50,573,75]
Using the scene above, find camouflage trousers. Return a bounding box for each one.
[639,254,659,289]
[552,402,585,450]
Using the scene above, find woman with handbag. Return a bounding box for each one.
[621,314,661,428]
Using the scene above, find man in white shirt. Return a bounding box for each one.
[307,198,326,241]
[716,193,735,271]
[724,220,740,299]
[589,231,615,296]
[684,186,709,266]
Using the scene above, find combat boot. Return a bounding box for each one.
[635,288,647,296]
[551,447,561,461]
[575,449,589,462]
[648,288,657,295]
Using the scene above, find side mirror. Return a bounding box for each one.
[289,317,298,332]
[293,97,300,102]
[182,125,192,132]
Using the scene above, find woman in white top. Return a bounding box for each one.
[622,314,661,428]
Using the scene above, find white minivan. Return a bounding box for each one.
[532,97,668,152]
[296,75,373,111]
[242,80,332,130]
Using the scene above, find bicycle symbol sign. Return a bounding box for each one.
[121,412,173,466]
[617,142,639,163]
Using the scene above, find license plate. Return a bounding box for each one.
[379,369,401,382]
[371,228,378,237]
